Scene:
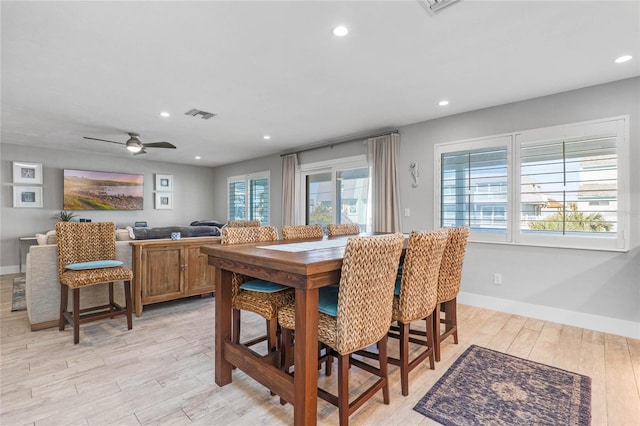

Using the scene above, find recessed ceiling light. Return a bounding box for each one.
[438,100,449,106]
[159,111,170,118]
[332,25,349,37]
[263,135,271,140]
[614,55,632,64]
[195,156,201,160]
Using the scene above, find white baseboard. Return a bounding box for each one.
[1,265,22,275]
[458,291,640,340]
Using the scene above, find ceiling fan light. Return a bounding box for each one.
[126,138,143,153]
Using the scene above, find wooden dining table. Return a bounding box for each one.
[200,235,353,426]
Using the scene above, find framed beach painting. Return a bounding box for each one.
[63,169,144,210]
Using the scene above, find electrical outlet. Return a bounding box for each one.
[404,208,410,217]
[494,273,502,285]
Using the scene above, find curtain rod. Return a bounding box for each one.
[280,129,399,157]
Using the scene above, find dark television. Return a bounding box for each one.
[63,169,144,210]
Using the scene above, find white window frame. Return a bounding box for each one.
[434,116,629,252]
[227,171,270,224]
[298,155,369,227]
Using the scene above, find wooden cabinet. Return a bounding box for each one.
[130,237,220,316]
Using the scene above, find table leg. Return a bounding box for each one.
[294,287,319,426]
[215,267,233,386]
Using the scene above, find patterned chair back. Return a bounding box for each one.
[326,223,360,237]
[282,224,323,240]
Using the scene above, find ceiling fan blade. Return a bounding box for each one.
[142,142,176,149]
[83,136,125,145]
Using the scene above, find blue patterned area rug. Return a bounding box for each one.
[414,345,591,426]
[11,276,26,312]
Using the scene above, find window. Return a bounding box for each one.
[435,117,629,251]
[299,155,370,230]
[440,139,510,242]
[227,172,270,224]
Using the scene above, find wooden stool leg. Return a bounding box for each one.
[59,284,68,331]
[338,354,350,426]
[449,299,458,344]
[266,319,277,353]
[378,334,390,404]
[399,322,409,396]
[425,314,435,370]
[73,288,80,344]
[433,304,442,362]
[124,280,133,330]
[325,346,333,377]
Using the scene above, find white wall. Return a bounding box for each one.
[1,144,216,273]
[211,77,640,338]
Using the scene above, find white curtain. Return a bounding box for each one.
[281,153,299,225]
[366,133,402,232]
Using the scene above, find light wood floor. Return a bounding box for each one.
[1,273,639,425]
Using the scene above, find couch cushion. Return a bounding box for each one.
[115,229,132,241]
[35,233,48,245]
[128,225,221,240]
[46,230,57,245]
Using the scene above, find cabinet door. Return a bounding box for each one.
[141,245,184,303]
[184,245,215,295]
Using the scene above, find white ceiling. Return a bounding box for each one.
[2,1,638,167]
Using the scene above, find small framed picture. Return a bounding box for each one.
[13,161,43,184]
[155,174,174,192]
[13,186,43,208]
[155,192,173,210]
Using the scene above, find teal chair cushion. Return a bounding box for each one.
[318,285,339,317]
[65,260,123,270]
[240,279,288,293]
[394,276,402,296]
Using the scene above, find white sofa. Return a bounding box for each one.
[25,241,132,331]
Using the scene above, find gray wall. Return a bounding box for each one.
[1,144,216,273]
[211,77,639,331]
[3,77,638,334]
[398,77,640,328]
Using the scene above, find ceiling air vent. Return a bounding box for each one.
[184,108,216,120]
[418,0,461,15]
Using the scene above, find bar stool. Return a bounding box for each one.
[56,222,133,344]
[433,226,469,361]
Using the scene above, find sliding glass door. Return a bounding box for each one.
[300,156,370,230]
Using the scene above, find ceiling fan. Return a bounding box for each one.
[83,132,176,155]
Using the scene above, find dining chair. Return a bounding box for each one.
[326,223,361,237]
[433,226,470,362]
[56,222,133,344]
[383,230,448,396]
[221,226,294,352]
[282,224,323,240]
[281,223,331,378]
[226,220,261,228]
[278,233,404,426]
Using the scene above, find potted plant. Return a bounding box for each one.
[55,210,77,222]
